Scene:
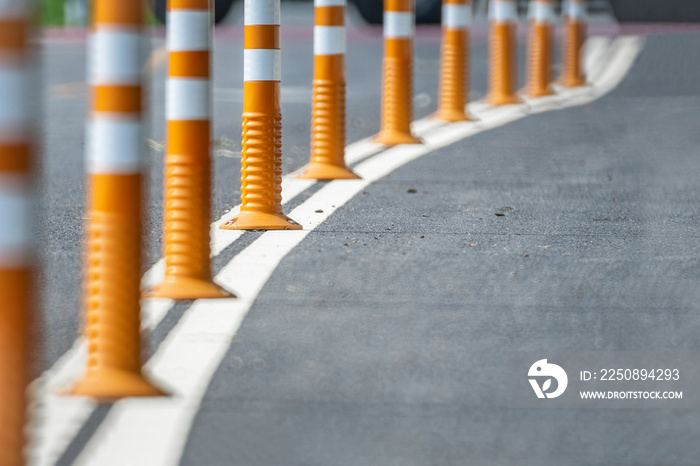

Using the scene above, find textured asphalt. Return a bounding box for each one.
[37,2,700,466]
[174,31,700,465]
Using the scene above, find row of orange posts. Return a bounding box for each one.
[0,0,587,463]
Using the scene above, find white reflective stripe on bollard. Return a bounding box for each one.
[243,49,282,81]
[89,30,142,85]
[443,4,472,29]
[0,176,32,265]
[528,1,557,24]
[167,11,210,52]
[86,118,142,174]
[244,0,281,25]
[314,26,346,55]
[315,0,345,6]
[564,0,587,20]
[488,0,517,22]
[166,79,210,120]
[0,67,30,129]
[384,11,414,38]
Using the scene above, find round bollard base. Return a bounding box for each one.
[220,211,303,230]
[484,93,524,106]
[431,109,475,123]
[373,131,422,147]
[144,277,235,300]
[296,163,361,181]
[70,369,167,402]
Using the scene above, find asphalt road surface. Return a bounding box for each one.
[34,2,700,465]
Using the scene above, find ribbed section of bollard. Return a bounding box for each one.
[221,0,301,230]
[241,112,279,215]
[522,0,556,97]
[273,112,284,213]
[146,0,232,299]
[560,0,587,88]
[147,148,233,298]
[373,1,421,146]
[0,3,36,462]
[308,79,346,169]
[163,151,210,282]
[434,0,474,122]
[298,0,359,180]
[435,30,471,121]
[221,108,299,230]
[74,207,164,397]
[302,82,357,179]
[72,184,166,400]
[70,0,166,401]
[485,0,522,106]
[375,56,422,145]
[85,210,142,375]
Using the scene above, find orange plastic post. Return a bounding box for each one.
[560,0,587,87]
[485,0,522,106]
[373,0,421,146]
[145,0,234,299]
[433,0,474,122]
[0,3,34,464]
[0,270,32,466]
[70,0,166,400]
[221,0,301,230]
[522,0,556,98]
[297,0,359,180]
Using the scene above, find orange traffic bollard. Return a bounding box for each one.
[0,2,34,464]
[560,0,587,87]
[221,0,301,230]
[434,0,474,122]
[70,0,166,400]
[485,0,521,105]
[522,0,556,98]
[145,0,234,299]
[373,0,421,146]
[297,0,359,180]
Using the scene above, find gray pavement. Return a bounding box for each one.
[180,32,700,465]
[36,2,700,464]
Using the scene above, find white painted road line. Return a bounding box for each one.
[64,36,643,466]
[584,36,612,82]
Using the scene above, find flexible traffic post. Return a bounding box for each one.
[373,0,421,146]
[560,0,587,87]
[0,1,34,463]
[297,0,359,180]
[221,0,301,230]
[434,0,473,122]
[145,0,233,299]
[70,0,166,400]
[486,0,521,105]
[522,0,556,97]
